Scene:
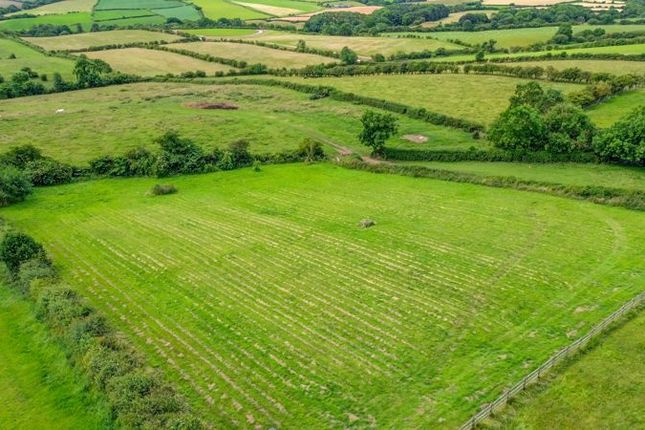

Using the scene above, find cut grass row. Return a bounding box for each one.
[1,163,643,428]
[0,286,112,430]
[0,82,480,163]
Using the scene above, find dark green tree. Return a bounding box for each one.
[544,103,595,153]
[154,131,204,177]
[0,166,32,207]
[74,55,112,88]
[340,47,358,65]
[0,232,45,274]
[593,106,645,164]
[489,105,547,151]
[359,111,399,156]
[510,81,563,113]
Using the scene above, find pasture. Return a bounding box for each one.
[587,88,645,127]
[191,0,270,19]
[232,0,322,16]
[488,312,645,429]
[397,161,645,191]
[80,48,235,76]
[182,28,259,37]
[5,0,96,15]
[0,12,93,31]
[195,29,463,57]
[280,74,582,125]
[170,41,335,68]
[1,163,643,428]
[0,37,75,80]
[0,82,479,163]
[499,59,645,75]
[24,29,183,51]
[0,287,112,430]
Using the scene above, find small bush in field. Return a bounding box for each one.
[149,184,177,196]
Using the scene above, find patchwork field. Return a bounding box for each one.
[233,0,322,16]
[0,287,112,430]
[0,82,479,163]
[280,74,582,125]
[81,48,235,76]
[191,0,270,19]
[192,29,463,56]
[171,41,335,68]
[182,28,259,37]
[0,12,92,31]
[587,88,645,127]
[24,29,183,51]
[487,312,645,429]
[397,161,645,191]
[5,0,96,15]
[0,37,75,80]
[499,59,645,75]
[420,10,496,28]
[1,163,643,428]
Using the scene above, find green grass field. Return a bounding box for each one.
[0,37,75,81]
[280,74,582,125]
[94,0,183,10]
[5,0,96,15]
[191,0,270,19]
[486,311,645,429]
[80,48,235,75]
[587,88,645,127]
[499,59,645,75]
[182,28,259,37]
[92,9,158,21]
[0,287,112,430]
[171,41,334,68]
[397,161,645,191]
[151,4,202,20]
[404,24,645,49]
[193,29,463,57]
[1,163,643,429]
[0,82,479,163]
[24,30,183,51]
[0,12,93,32]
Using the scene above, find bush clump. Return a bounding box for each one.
[150,184,178,196]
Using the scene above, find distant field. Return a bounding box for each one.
[280,74,581,124]
[233,0,322,16]
[499,59,645,75]
[94,0,183,9]
[152,4,202,20]
[24,29,182,51]
[399,24,645,49]
[194,29,463,56]
[97,14,166,26]
[0,37,75,81]
[488,311,645,429]
[0,287,112,430]
[92,9,158,21]
[6,0,96,15]
[420,10,496,28]
[81,48,235,76]
[171,41,334,68]
[182,28,258,37]
[0,12,92,31]
[587,88,645,127]
[2,163,643,428]
[0,82,479,163]
[397,161,645,191]
[191,0,269,19]
[432,43,645,63]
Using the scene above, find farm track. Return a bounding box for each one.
[6,165,643,428]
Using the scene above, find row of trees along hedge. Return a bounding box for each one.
[488,81,644,164]
[211,78,484,133]
[549,24,645,45]
[288,60,459,78]
[0,133,325,207]
[0,230,203,429]
[338,157,645,210]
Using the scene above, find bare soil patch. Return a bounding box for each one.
[403,134,428,144]
[185,101,239,110]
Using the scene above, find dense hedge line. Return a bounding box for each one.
[0,230,203,429]
[339,158,645,211]
[382,147,599,163]
[203,78,485,132]
[287,61,459,77]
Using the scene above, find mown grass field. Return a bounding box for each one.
[0,82,479,163]
[0,286,112,430]
[234,0,322,15]
[191,0,270,19]
[485,311,645,429]
[587,88,645,127]
[0,12,93,32]
[81,48,235,76]
[182,28,259,37]
[499,59,645,75]
[0,37,75,80]
[1,163,643,428]
[6,0,96,15]
[195,29,463,56]
[24,29,183,51]
[280,74,582,124]
[416,24,645,48]
[171,41,334,68]
[397,161,645,191]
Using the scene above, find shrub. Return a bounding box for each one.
[489,105,547,151]
[0,165,32,206]
[15,258,55,294]
[155,131,204,177]
[544,103,595,153]
[228,139,252,166]
[593,106,645,164]
[0,144,43,168]
[24,158,74,186]
[0,231,46,275]
[150,184,178,196]
[298,138,325,162]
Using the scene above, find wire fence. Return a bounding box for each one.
[458,291,645,430]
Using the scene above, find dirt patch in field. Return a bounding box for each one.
[185,102,239,110]
[403,134,428,144]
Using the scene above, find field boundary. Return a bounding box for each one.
[459,291,645,430]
